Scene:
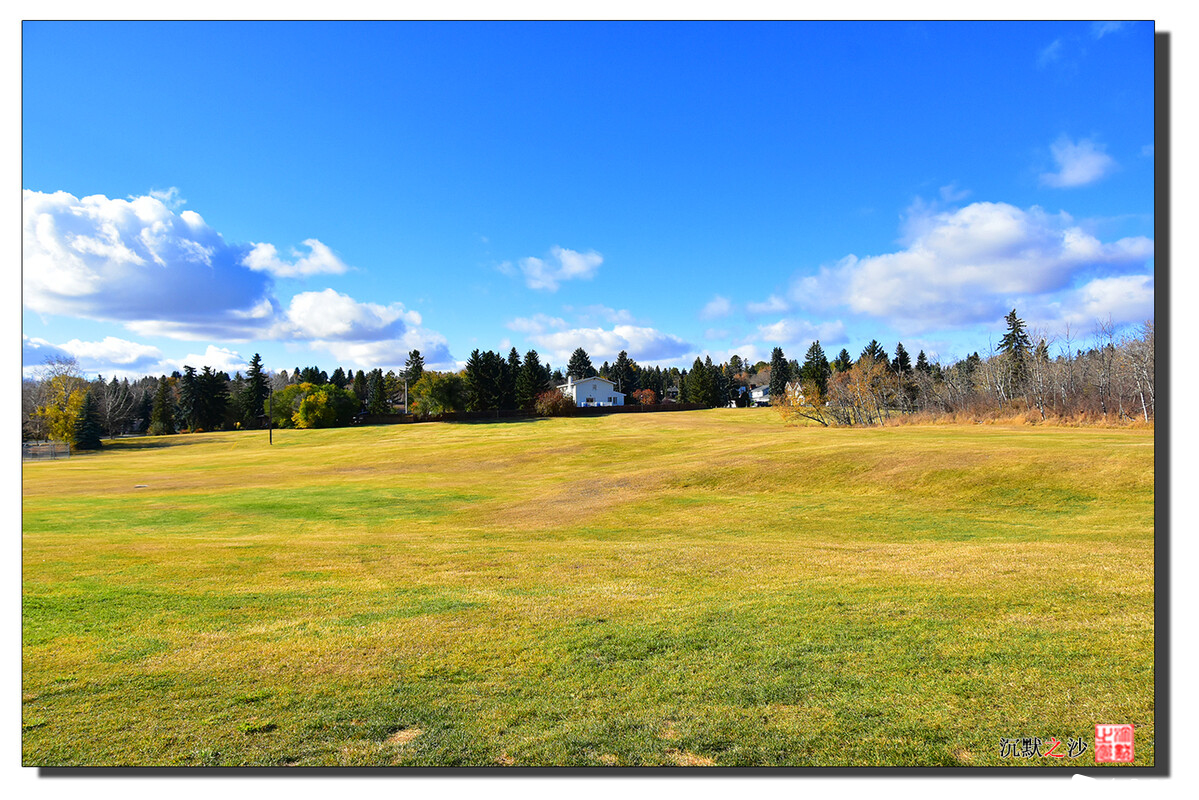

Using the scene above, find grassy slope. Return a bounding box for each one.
[22,410,1155,767]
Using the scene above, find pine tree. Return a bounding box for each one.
[405,350,425,385]
[72,389,104,450]
[352,370,368,408]
[801,340,831,395]
[832,348,853,373]
[891,342,912,375]
[566,348,595,379]
[366,369,388,414]
[239,354,270,428]
[516,350,546,409]
[330,367,347,388]
[859,340,888,365]
[503,348,521,409]
[149,376,175,436]
[915,350,932,375]
[998,308,1033,387]
[769,347,791,402]
[612,350,634,393]
[176,366,198,432]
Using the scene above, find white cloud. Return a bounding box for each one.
[790,201,1152,333]
[283,289,420,341]
[242,239,350,278]
[1037,39,1063,68]
[1062,274,1154,326]
[527,324,692,364]
[573,304,634,325]
[506,313,568,335]
[939,182,971,203]
[700,295,733,320]
[746,294,790,315]
[310,328,454,372]
[24,189,276,337]
[516,246,603,291]
[147,186,185,209]
[1092,21,1127,38]
[756,318,847,346]
[1040,136,1117,188]
[163,345,250,375]
[58,336,163,366]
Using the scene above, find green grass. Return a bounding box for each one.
[21,409,1155,767]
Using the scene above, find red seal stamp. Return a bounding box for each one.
[1094,724,1134,763]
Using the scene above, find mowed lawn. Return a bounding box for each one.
[22,410,1155,767]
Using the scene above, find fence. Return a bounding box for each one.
[352,402,708,426]
[22,442,71,460]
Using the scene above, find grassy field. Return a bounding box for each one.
[21,409,1155,767]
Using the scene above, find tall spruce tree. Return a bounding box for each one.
[860,340,888,365]
[998,308,1033,387]
[516,350,546,409]
[832,348,853,373]
[801,340,831,395]
[149,376,175,436]
[72,389,104,450]
[566,348,595,379]
[366,369,388,414]
[503,348,521,409]
[405,350,425,385]
[769,347,791,402]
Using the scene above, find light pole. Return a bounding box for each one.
[268,386,273,445]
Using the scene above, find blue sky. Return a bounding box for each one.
[21,20,1156,380]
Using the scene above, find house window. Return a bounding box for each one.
[585,397,594,404]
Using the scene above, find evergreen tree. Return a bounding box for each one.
[832,348,854,373]
[891,342,912,375]
[329,367,347,388]
[599,361,610,380]
[705,356,724,408]
[769,347,791,402]
[685,357,713,405]
[998,308,1033,387]
[149,376,175,436]
[176,366,198,431]
[197,366,229,430]
[503,348,521,409]
[516,350,547,409]
[405,350,425,385]
[366,369,388,414]
[915,350,932,375]
[801,340,831,395]
[352,370,368,408]
[72,389,104,450]
[860,340,888,365]
[566,347,595,379]
[240,354,270,428]
[611,350,635,394]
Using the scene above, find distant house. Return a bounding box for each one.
[784,380,805,404]
[750,385,770,406]
[558,375,625,407]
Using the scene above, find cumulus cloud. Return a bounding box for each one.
[24,190,279,338]
[746,294,790,315]
[700,295,733,320]
[282,289,420,341]
[756,318,848,345]
[1040,136,1117,188]
[1061,274,1154,326]
[526,324,692,365]
[309,328,455,372]
[516,246,603,291]
[506,313,568,335]
[242,239,350,278]
[162,345,250,375]
[788,201,1152,333]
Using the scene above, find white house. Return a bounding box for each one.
[558,376,625,407]
[750,385,770,406]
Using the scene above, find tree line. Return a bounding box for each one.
[778,311,1155,426]
[22,310,1154,448]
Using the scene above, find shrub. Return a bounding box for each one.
[534,389,575,417]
